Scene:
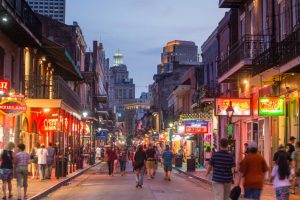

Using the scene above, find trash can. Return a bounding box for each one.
[55,157,68,177]
[175,156,183,168]
[187,158,195,172]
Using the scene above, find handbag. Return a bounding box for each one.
[230,186,241,200]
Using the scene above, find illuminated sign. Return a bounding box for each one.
[43,117,68,131]
[215,98,251,116]
[159,132,168,141]
[0,100,27,115]
[0,80,9,93]
[177,125,185,134]
[258,97,285,116]
[184,121,208,134]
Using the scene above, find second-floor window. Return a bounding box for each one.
[292,0,300,29]
[280,2,286,40]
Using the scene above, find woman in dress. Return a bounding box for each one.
[0,142,15,199]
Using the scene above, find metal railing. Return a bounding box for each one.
[218,34,272,77]
[253,28,300,75]
[25,76,82,111]
[3,0,42,40]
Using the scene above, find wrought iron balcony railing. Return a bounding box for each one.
[3,0,42,40]
[218,34,272,78]
[25,75,82,111]
[254,28,300,75]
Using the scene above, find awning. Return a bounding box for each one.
[42,38,83,80]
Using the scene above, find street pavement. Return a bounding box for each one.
[43,163,213,200]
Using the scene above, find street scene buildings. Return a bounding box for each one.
[0,0,300,199]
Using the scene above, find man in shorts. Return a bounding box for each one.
[162,145,174,181]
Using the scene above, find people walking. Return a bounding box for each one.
[113,147,118,175]
[273,144,292,164]
[287,136,296,158]
[145,144,156,179]
[37,143,48,180]
[106,146,117,176]
[270,153,295,200]
[239,142,268,200]
[30,143,39,179]
[162,145,174,181]
[46,143,55,179]
[206,138,235,200]
[134,145,146,188]
[15,144,31,200]
[131,146,137,171]
[0,142,15,200]
[119,147,128,176]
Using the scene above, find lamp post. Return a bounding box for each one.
[226,101,235,153]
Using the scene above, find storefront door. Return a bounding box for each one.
[258,119,265,156]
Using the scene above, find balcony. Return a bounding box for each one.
[25,75,82,112]
[0,0,42,46]
[254,28,300,75]
[219,0,243,8]
[218,34,271,82]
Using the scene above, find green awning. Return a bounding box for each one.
[42,37,83,80]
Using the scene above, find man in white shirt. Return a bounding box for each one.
[37,143,48,180]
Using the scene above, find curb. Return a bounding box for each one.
[173,167,212,185]
[29,162,102,200]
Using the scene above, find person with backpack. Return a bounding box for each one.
[15,143,31,200]
[0,142,15,200]
[30,143,39,179]
[270,153,295,199]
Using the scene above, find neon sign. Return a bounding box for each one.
[0,100,27,115]
[215,98,251,116]
[258,97,285,116]
[0,80,9,93]
[184,121,208,134]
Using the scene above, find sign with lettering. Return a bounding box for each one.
[215,98,251,116]
[258,97,285,116]
[184,121,208,134]
[0,80,9,93]
[0,100,27,115]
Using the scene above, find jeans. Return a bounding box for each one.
[135,166,145,186]
[120,161,126,172]
[45,164,53,179]
[107,161,114,175]
[16,166,28,187]
[39,164,46,179]
[212,181,231,200]
[244,188,261,200]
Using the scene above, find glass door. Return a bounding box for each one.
[258,119,265,155]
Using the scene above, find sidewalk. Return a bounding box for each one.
[173,165,300,200]
[6,161,101,200]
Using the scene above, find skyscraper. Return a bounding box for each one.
[26,0,66,23]
[158,40,199,74]
[109,50,135,122]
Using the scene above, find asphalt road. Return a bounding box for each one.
[43,163,213,200]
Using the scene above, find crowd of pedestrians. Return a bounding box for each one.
[0,142,56,200]
[103,144,174,189]
[206,136,300,200]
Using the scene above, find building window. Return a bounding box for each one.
[292,0,300,29]
[280,2,286,40]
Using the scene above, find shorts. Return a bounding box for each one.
[164,165,172,172]
[146,160,155,169]
[16,166,28,187]
[0,168,13,181]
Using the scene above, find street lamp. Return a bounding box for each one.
[226,101,234,123]
[226,101,235,153]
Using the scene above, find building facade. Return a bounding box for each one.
[109,50,135,123]
[26,0,66,23]
[217,0,300,168]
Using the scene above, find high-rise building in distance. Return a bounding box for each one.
[158,40,199,74]
[26,0,66,23]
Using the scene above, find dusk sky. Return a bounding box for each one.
[66,0,227,96]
